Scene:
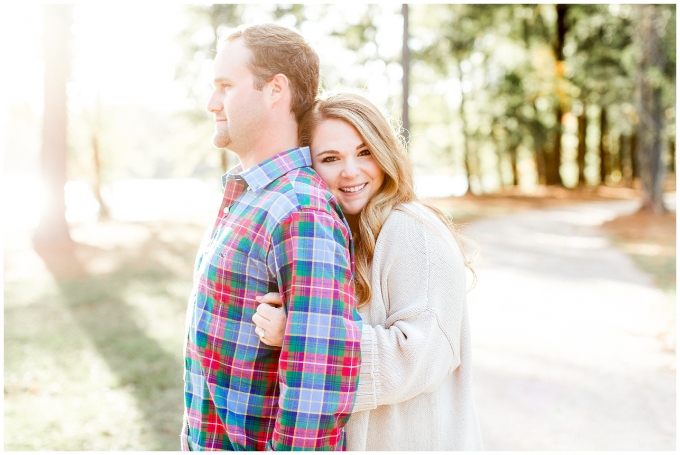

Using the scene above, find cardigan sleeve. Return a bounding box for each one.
[352,208,467,412]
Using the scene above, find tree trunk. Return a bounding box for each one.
[221,150,229,173]
[577,107,587,185]
[668,139,676,174]
[535,145,547,185]
[494,140,505,189]
[34,4,73,246]
[465,140,482,194]
[401,3,410,146]
[458,65,476,194]
[510,147,520,187]
[620,134,633,187]
[611,132,622,183]
[546,106,563,185]
[630,130,638,181]
[555,5,568,61]
[599,105,608,185]
[545,4,568,187]
[91,132,110,219]
[89,94,109,219]
[634,5,667,214]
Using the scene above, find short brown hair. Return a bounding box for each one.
[223,23,319,123]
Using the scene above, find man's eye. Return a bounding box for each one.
[358,149,371,156]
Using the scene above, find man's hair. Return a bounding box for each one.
[222,23,320,123]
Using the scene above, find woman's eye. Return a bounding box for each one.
[358,149,371,156]
[322,156,338,163]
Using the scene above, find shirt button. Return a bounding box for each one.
[223,206,229,214]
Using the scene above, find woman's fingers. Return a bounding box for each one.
[252,311,269,328]
[257,302,284,321]
[256,292,283,308]
[251,302,285,347]
[252,314,277,346]
[258,332,277,346]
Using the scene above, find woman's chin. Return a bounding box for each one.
[338,203,364,217]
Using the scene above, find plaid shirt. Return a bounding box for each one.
[182,147,362,451]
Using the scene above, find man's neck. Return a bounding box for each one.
[237,115,299,171]
[238,140,298,171]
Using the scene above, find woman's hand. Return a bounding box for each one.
[252,292,286,347]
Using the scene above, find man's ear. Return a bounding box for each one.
[268,73,290,104]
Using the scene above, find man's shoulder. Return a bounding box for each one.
[272,167,336,211]
[257,167,341,225]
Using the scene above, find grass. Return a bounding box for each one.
[4,219,206,450]
[4,185,675,450]
[601,209,676,295]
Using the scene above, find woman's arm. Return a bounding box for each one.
[253,209,467,412]
[353,209,467,411]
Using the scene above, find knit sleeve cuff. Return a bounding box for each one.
[352,323,379,412]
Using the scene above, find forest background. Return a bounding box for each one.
[3,2,676,451]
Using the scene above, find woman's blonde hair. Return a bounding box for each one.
[299,92,475,307]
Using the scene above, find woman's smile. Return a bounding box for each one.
[310,118,385,218]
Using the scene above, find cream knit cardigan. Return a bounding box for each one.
[345,201,483,451]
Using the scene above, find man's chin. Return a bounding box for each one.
[212,134,230,149]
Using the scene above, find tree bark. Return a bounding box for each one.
[611,132,622,182]
[34,4,73,246]
[599,105,608,185]
[630,130,638,180]
[91,131,110,219]
[457,64,475,193]
[545,4,569,187]
[546,106,563,185]
[510,147,520,187]
[89,94,109,219]
[577,107,587,185]
[535,145,547,185]
[668,139,676,174]
[620,134,633,187]
[401,3,410,146]
[634,5,667,214]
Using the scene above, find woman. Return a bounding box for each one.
[252,92,483,450]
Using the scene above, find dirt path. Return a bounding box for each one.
[464,199,676,450]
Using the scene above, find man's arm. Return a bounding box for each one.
[268,208,361,450]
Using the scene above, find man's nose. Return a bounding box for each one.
[206,90,222,114]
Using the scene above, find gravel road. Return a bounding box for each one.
[465,198,676,450]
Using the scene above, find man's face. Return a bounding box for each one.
[207,38,268,154]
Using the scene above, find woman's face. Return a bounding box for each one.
[310,118,385,217]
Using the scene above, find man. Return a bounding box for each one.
[182,23,362,451]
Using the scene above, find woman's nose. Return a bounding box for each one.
[341,159,360,178]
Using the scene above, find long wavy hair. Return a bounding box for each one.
[299,92,474,307]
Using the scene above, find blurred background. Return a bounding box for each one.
[2,2,676,450]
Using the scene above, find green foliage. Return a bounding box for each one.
[55,4,675,193]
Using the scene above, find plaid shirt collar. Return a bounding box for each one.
[221,147,312,193]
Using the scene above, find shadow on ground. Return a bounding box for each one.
[6,220,205,450]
